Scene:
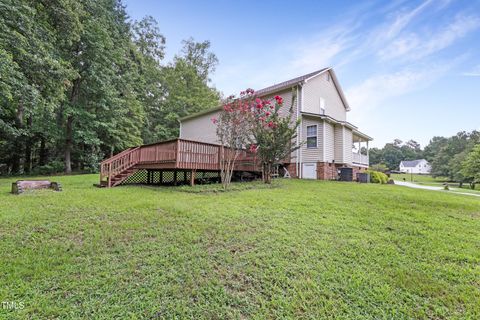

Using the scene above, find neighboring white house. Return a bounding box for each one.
[179,68,372,180]
[399,159,431,174]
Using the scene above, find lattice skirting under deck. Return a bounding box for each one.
[120,170,223,186]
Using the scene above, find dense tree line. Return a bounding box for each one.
[370,131,480,188]
[368,139,423,171]
[0,0,219,175]
[425,131,479,188]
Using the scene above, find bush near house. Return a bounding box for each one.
[367,170,388,184]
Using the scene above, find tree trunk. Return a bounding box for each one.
[39,136,47,166]
[266,162,272,184]
[11,100,24,173]
[65,115,73,174]
[24,115,33,174]
[65,78,81,174]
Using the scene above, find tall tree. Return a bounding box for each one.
[0,1,221,175]
[461,144,480,189]
[176,38,219,83]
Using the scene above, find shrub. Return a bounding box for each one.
[370,163,389,173]
[81,152,101,173]
[367,170,388,184]
[32,161,65,175]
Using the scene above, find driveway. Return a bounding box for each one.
[394,180,480,197]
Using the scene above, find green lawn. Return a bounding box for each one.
[390,173,447,183]
[1,175,479,319]
[390,173,480,195]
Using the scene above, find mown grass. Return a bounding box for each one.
[0,174,479,319]
[390,173,447,183]
[391,173,480,195]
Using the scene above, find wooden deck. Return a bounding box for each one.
[99,139,261,187]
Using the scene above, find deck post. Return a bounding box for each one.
[173,171,178,186]
[190,170,196,186]
[147,170,151,184]
[108,163,112,188]
[159,171,163,185]
[183,171,187,184]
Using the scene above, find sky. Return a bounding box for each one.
[124,0,480,148]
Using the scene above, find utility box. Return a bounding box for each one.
[357,172,370,183]
[338,167,353,181]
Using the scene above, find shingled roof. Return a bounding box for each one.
[180,67,349,121]
[254,68,329,96]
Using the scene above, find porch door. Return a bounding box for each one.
[302,163,317,179]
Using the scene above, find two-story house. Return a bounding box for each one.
[179,68,372,180]
[399,159,431,174]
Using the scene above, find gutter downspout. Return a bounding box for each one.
[323,120,326,162]
[178,121,182,138]
[296,85,300,178]
[299,82,304,178]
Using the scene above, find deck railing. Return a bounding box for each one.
[100,147,141,187]
[352,152,369,165]
[100,139,261,186]
[139,140,177,163]
[177,140,220,170]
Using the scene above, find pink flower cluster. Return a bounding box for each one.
[216,89,285,130]
[240,88,255,96]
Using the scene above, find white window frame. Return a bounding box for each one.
[306,125,318,149]
[320,97,326,114]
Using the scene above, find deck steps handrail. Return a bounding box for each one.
[100,147,141,187]
[100,147,136,165]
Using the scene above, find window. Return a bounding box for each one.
[320,97,326,114]
[306,125,317,148]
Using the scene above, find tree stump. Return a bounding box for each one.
[11,180,62,194]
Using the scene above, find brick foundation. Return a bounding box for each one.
[285,163,298,178]
[317,162,339,180]
[285,162,367,180]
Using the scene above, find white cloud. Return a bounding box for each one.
[288,23,359,73]
[373,0,434,44]
[346,61,459,122]
[212,0,479,99]
[378,14,480,61]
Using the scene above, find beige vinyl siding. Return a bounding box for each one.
[334,125,344,163]
[332,125,353,164]
[180,110,220,144]
[259,87,300,161]
[302,70,347,121]
[324,121,335,162]
[344,128,353,164]
[260,88,297,121]
[180,88,300,148]
[301,117,323,162]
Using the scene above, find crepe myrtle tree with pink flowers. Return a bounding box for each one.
[249,91,300,184]
[212,89,255,189]
[212,88,300,187]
